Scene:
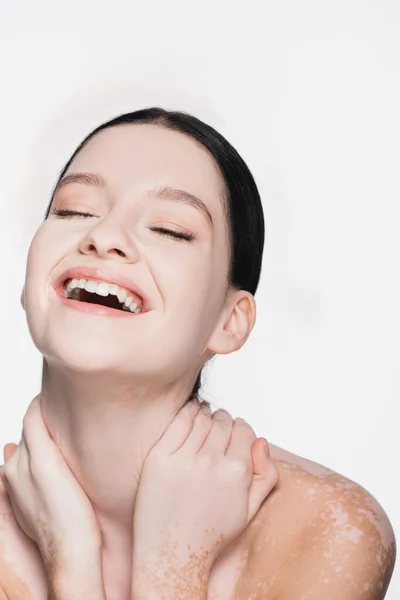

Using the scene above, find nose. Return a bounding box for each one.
[77,214,141,263]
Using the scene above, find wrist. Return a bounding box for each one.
[40,531,102,570]
[47,570,106,600]
[132,551,210,600]
[45,546,106,600]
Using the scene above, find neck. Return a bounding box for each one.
[39,359,195,565]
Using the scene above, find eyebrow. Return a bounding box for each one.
[53,172,214,229]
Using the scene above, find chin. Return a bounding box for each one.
[32,333,132,375]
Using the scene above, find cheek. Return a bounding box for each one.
[151,247,213,308]
[24,226,65,303]
[26,230,50,282]
[27,222,70,266]
[25,230,46,286]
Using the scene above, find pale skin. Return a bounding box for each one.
[1,395,277,600]
[0,123,396,599]
[2,122,274,599]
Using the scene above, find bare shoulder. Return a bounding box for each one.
[241,444,397,599]
[0,465,47,600]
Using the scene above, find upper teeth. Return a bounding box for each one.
[64,278,142,313]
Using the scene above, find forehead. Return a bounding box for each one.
[67,124,226,215]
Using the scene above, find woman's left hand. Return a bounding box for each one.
[131,399,279,596]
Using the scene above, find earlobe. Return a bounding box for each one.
[207,292,256,356]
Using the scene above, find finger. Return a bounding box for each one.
[3,435,30,484]
[247,440,279,525]
[0,467,34,542]
[180,404,213,454]
[224,418,256,473]
[151,399,201,456]
[251,438,271,476]
[199,409,234,455]
[0,441,35,538]
[22,395,54,457]
[3,441,21,476]
[3,443,18,463]
[0,443,15,484]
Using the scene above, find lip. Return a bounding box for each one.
[53,265,152,313]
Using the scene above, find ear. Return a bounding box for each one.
[20,286,25,310]
[206,290,256,355]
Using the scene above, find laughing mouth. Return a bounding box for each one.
[63,278,143,313]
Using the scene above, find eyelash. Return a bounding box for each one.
[149,226,194,242]
[49,208,195,242]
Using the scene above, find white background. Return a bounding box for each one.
[0,0,398,596]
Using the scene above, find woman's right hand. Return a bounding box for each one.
[0,395,105,592]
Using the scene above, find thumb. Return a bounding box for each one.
[247,438,279,525]
[3,443,18,463]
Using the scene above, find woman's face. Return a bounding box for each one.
[23,124,233,383]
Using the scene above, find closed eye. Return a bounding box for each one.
[50,208,94,218]
[49,209,195,242]
[149,226,195,242]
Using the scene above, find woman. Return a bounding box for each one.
[0,108,396,600]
